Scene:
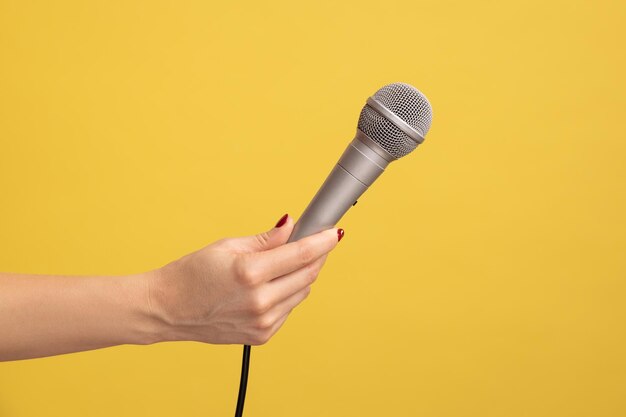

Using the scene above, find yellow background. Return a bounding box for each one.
[1,1,625,416]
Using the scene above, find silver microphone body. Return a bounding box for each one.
[287,131,392,242]
[287,82,433,243]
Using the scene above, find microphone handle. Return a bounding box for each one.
[288,131,392,243]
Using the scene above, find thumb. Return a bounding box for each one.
[237,213,295,252]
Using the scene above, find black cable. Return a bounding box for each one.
[234,344,251,417]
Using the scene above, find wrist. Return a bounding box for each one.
[138,262,187,344]
[131,268,172,345]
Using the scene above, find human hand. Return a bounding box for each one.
[147,214,343,345]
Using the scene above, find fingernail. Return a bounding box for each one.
[337,228,345,242]
[275,213,288,228]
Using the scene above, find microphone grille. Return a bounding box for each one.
[357,83,433,159]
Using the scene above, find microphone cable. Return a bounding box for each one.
[234,344,251,417]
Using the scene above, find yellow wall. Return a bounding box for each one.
[1,1,625,416]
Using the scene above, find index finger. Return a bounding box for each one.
[244,228,341,282]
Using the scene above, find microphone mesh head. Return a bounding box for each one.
[357,83,433,159]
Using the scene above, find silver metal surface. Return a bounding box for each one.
[366,97,424,144]
[288,161,368,242]
[371,82,433,137]
[337,137,391,186]
[355,129,396,162]
[287,82,433,243]
[358,83,433,159]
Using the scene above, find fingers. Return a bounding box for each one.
[265,311,291,341]
[238,254,326,319]
[268,284,312,323]
[239,250,330,345]
[248,287,311,345]
[264,254,327,303]
[240,228,340,284]
[229,214,295,253]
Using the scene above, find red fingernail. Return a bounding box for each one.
[337,228,345,242]
[275,213,288,228]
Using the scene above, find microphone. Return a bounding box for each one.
[287,82,433,243]
[234,83,432,417]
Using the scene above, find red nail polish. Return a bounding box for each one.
[275,214,288,228]
[337,229,345,242]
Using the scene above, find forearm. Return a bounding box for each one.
[0,218,340,360]
[0,271,163,361]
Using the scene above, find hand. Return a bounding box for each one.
[148,214,343,346]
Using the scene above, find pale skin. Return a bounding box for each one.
[0,215,343,361]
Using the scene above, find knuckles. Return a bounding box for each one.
[254,231,271,248]
[249,329,273,345]
[253,313,275,331]
[248,292,271,315]
[233,256,263,286]
[229,238,325,347]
